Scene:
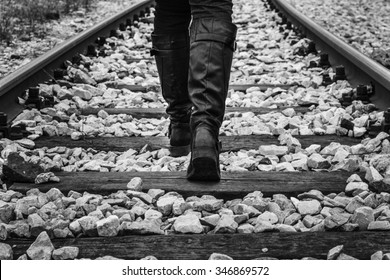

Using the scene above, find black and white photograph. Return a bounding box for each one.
[0,0,389,278]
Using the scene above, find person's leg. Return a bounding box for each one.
[187,0,237,181]
[152,0,192,157]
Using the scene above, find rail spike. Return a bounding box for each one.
[86,45,97,57]
[321,73,333,86]
[340,92,353,107]
[383,108,390,133]
[25,87,43,110]
[0,112,10,139]
[318,53,331,68]
[356,85,371,103]
[333,65,346,81]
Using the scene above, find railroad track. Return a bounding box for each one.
[0,0,390,260]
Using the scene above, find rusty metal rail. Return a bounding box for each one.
[0,0,155,122]
[271,0,390,110]
[1,0,390,260]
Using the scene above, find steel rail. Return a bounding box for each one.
[0,0,155,122]
[271,0,390,110]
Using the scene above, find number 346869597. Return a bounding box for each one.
[215,267,270,276]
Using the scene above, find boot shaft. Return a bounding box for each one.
[151,33,190,51]
[151,33,192,124]
[189,18,237,51]
[188,18,237,133]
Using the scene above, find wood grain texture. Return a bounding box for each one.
[81,106,310,117]
[10,171,357,198]
[34,134,361,152]
[104,83,294,93]
[4,231,390,260]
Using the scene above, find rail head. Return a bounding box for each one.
[271,0,390,110]
[0,0,155,122]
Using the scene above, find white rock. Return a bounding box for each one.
[194,199,224,212]
[279,133,301,148]
[291,158,308,171]
[82,160,101,171]
[120,219,164,235]
[313,128,326,135]
[214,215,238,233]
[275,162,295,171]
[346,174,363,183]
[16,139,35,149]
[332,148,350,163]
[173,214,203,234]
[157,195,179,216]
[27,213,46,235]
[15,196,38,215]
[73,87,92,100]
[145,209,163,220]
[208,253,233,260]
[371,251,384,260]
[172,198,187,216]
[147,189,165,200]
[351,207,375,230]
[297,200,322,215]
[282,108,295,117]
[126,191,153,205]
[327,245,344,260]
[257,165,274,171]
[96,215,120,237]
[275,224,297,232]
[300,127,314,135]
[35,172,60,184]
[77,216,99,236]
[71,132,83,140]
[307,153,330,169]
[69,220,82,235]
[256,211,278,224]
[130,206,146,218]
[353,127,366,137]
[26,231,55,260]
[0,243,13,260]
[351,144,368,155]
[368,221,390,231]
[345,181,369,194]
[254,220,275,233]
[0,224,7,241]
[200,214,220,227]
[258,145,288,156]
[237,223,254,234]
[52,247,79,260]
[365,166,384,183]
[127,177,143,191]
[305,144,321,155]
[97,110,109,119]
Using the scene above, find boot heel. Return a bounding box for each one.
[192,146,217,159]
[187,146,220,181]
[169,144,190,157]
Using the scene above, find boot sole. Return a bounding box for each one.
[169,145,190,157]
[187,148,220,182]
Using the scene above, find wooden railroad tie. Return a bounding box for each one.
[81,106,310,118]
[11,171,359,198]
[3,232,390,260]
[34,134,362,153]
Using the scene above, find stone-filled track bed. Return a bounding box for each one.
[0,0,390,260]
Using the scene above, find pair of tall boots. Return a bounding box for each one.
[152,18,237,181]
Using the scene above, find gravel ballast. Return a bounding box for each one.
[0,0,390,261]
[288,0,390,68]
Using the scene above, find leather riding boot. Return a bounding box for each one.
[186,18,237,181]
[151,33,192,157]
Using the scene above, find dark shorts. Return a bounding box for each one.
[154,0,233,33]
